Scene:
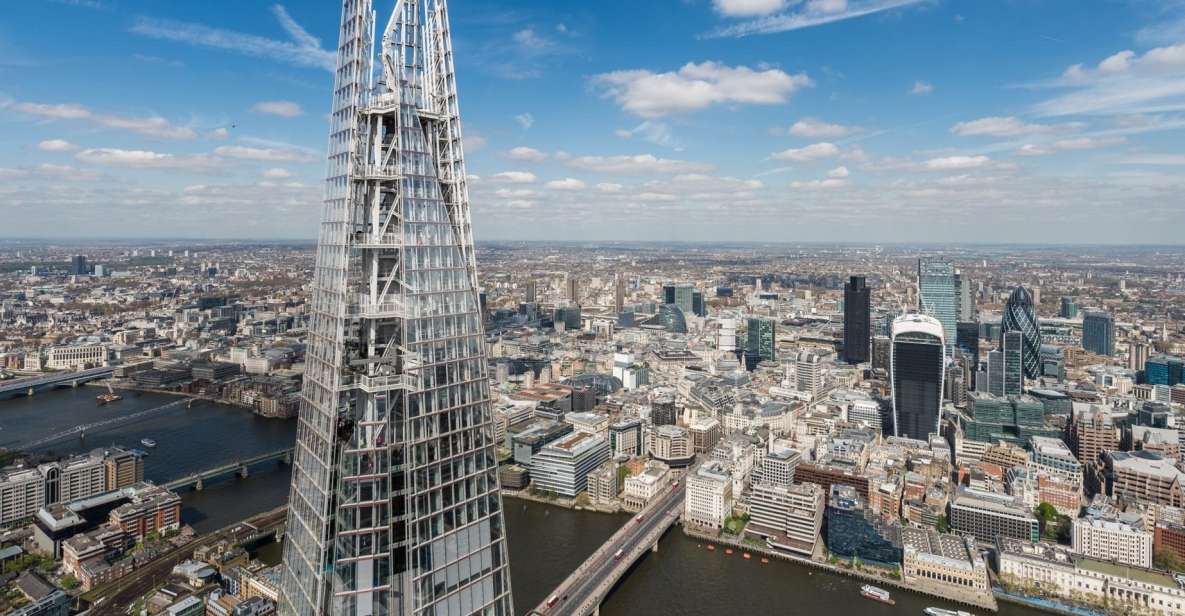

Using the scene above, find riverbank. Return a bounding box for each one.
[994,590,1107,616]
[683,524,999,612]
[501,489,621,514]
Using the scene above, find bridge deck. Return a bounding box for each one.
[164,448,293,490]
[533,485,684,616]
[0,366,114,395]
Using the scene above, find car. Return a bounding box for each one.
[546,595,559,608]
[634,514,645,523]
[613,548,625,560]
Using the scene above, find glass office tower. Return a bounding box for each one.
[1001,286,1042,379]
[891,314,946,440]
[279,2,514,615]
[917,258,957,349]
[843,276,871,364]
[1082,311,1115,356]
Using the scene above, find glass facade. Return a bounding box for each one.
[1001,286,1042,380]
[747,317,776,363]
[917,258,957,348]
[892,315,945,440]
[1146,355,1185,386]
[1001,331,1025,397]
[1082,311,1115,356]
[843,276,871,364]
[279,2,513,615]
[825,485,903,565]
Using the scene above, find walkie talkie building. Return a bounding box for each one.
[279,2,514,615]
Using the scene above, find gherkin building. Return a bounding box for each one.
[1001,286,1043,380]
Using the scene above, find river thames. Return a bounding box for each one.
[2,388,1038,615]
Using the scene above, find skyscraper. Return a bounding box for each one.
[1082,311,1115,356]
[568,274,580,304]
[1000,286,1042,380]
[917,258,957,348]
[279,2,513,615]
[614,273,625,314]
[956,321,980,390]
[1059,296,1079,319]
[747,317,776,364]
[843,276,870,364]
[524,278,537,304]
[955,271,975,321]
[891,314,945,440]
[1001,330,1025,396]
[70,255,88,276]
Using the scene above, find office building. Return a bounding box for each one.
[1001,286,1042,380]
[747,317,776,364]
[1100,451,1185,507]
[685,461,733,530]
[1059,296,1079,319]
[1000,330,1025,396]
[647,425,695,468]
[1082,311,1115,356]
[747,482,824,555]
[961,392,1050,447]
[1072,516,1153,569]
[796,350,825,399]
[843,275,871,364]
[623,463,670,511]
[955,271,976,322]
[756,447,800,487]
[1073,406,1118,466]
[986,349,1004,397]
[1146,355,1184,387]
[825,484,903,565]
[567,275,580,304]
[609,419,643,457]
[917,258,957,347]
[613,274,625,314]
[529,432,611,497]
[524,278,536,304]
[949,490,1039,543]
[278,2,514,614]
[901,528,991,598]
[1029,436,1082,477]
[956,321,980,390]
[69,255,88,276]
[11,590,70,616]
[585,462,618,504]
[891,314,945,441]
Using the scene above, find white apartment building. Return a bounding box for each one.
[528,432,610,497]
[46,344,106,370]
[685,461,732,529]
[0,467,44,528]
[1072,517,1153,569]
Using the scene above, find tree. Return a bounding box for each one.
[936,514,950,533]
[1155,547,1185,573]
[1035,502,1059,539]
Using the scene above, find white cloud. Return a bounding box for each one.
[770,142,839,162]
[14,102,91,119]
[262,167,292,179]
[791,178,847,189]
[708,0,927,38]
[94,114,196,139]
[129,8,334,72]
[546,178,586,190]
[512,28,554,52]
[213,145,315,162]
[13,101,195,139]
[596,182,623,192]
[505,146,548,162]
[923,155,991,170]
[465,134,488,152]
[951,116,1051,137]
[828,165,850,178]
[1035,42,1185,117]
[560,153,713,175]
[490,171,537,183]
[590,61,812,117]
[38,139,79,152]
[712,0,787,17]
[252,100,304,117]
[787,117,854,138]
[615,121,678,148]
[910,80,934,95]
[514,113,535,129]
[75,147,217,170]
[1116,154,1185,166]
[208,128,230,140]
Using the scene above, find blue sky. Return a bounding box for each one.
[2,0,1184,243]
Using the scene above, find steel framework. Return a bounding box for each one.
[278,2,513,615]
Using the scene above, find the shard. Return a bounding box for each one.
[279,1,514,615]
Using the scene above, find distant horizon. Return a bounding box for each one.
[3,236,1185,249]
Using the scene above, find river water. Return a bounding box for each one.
[2,388,1036,615]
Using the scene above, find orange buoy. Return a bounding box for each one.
[725,548,733,555]
[707,545,716,551]
[760,558,769,564]
[743,553,752,560]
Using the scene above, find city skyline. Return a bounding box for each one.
[2,1,1185,243]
